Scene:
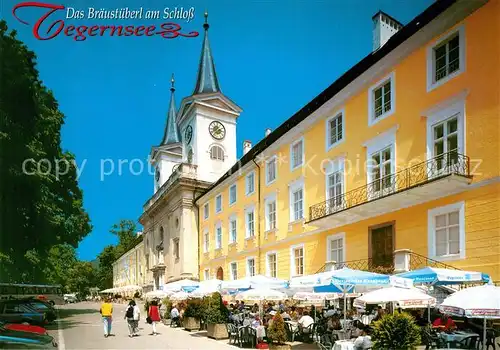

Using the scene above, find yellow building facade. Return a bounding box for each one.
[197,1,500,283]
[112,238,154,291]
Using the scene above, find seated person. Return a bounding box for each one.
[281,309,291,321]
[414,309,428,327]
[432,314,456,331]
[372,306,385,322]
[265,302,274,313]
[170,305,180,326]
[252,303,259,313]
[298,311,314,333]
[328,316,342,331]
[251,316,262,328]
[289,306,299,321]
[353,326,373,350]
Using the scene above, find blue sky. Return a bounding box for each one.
[3,0,433,261]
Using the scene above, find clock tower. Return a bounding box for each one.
[150,75,183,192]
[177,12,242,183]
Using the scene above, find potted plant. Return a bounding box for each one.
[371,311,421,349]
[183,298,202,331]
[205,292,229,339]
[267,312,291,350]
[162,298,172,325]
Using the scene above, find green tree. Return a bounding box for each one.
[67,261,97,298]
[0,20,92,282]
[43,244,78,289]
[371,311,421,350]
[96,245,116,289]
[111,219,137,257]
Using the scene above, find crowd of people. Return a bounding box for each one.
[98,298,163,338]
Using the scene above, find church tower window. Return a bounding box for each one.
[210,145,225,161]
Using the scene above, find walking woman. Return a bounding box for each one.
[124,300,136,337]
[148,299,161,335]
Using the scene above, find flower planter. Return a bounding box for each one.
[206,323,228,340]
[269,344,291,350]
[183,317,200,331]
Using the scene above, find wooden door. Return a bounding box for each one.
[370,223,394,268]
[216,267,224,280]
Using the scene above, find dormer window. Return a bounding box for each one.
[210,145,225,161]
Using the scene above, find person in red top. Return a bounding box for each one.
[148,299,161,336]
[432,314,457,331]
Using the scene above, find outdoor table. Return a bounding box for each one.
[332,340,355,350]
[438,330,479,347]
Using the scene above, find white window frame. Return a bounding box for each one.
[327,232,346,263]
[266,251,278,278]
[427,201,465,261]
[229,215,237,244]
[229,261,238,280]
[264,193,278,232]
[288,178,305,223]
[325,109,345,151]
[265,156,278,185]
[229,184,237,206]
[246,256,256,277]
[426,99,465,172]
[426,25,465,92]
[203,268,210,280]
[215,222,222,249]
[203,203,209,220]
[290,244,305,278]
[215,194,222,213]
[245,206,255,238]
[290,137,305,171]
[364,126,397,198]
[203,229,209,253]
[368,72,396,126]
[324,157,345,212]
[245,171,255,196]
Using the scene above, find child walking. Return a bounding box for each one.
[148,299,161,335]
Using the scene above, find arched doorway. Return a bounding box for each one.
[216,266,224,280]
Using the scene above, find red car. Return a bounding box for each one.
[0,322,46,335]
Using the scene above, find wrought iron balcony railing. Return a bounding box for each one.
[316,251,459,274]
[309,151,470,222]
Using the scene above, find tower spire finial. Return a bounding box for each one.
[203,10,209,30]
[192,10,220,95]
[160,74,182,146]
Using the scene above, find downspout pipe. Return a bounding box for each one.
[252,158,262,275]
[192,181,200,280]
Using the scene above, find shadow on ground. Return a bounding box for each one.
[45,319,92,331]
[56,308,99,319]
[291,343,319,349]
[189,330,208,338]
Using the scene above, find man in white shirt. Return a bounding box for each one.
[170,305,180,327]
[133,302,141,335]
[298,311,314,333]
[353,326,372,350]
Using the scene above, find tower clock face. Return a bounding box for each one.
[184,125,193,144]
[209,121,226,140]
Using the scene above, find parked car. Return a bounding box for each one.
[0,324,56,348]
[0,321,47,335]
[16,299,57,322]
[0,301,46,326]
[63,294,78,303]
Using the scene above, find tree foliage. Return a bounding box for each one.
[268,312,287,345]
[0,20,92,282]
[205,292,229,324]
[66,261,97,297]
[95,219,141,289]
[371,311,421,350]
